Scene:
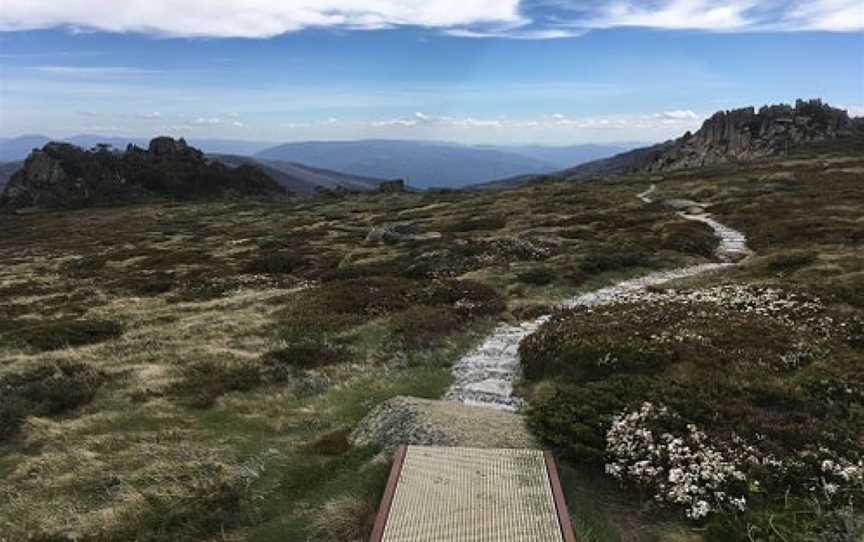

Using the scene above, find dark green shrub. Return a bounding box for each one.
[755,250,817,273]
[116,273,175,296]
[262,341,349,376]
[167,280,231,303]
[391,306,461,348]
[516,266,556,286]
[579,250,649,274]
[520,298,862,469]
[306,277,415,316]
[169,359,262,408]
[63,255,108,278]
[243,251,305,274]
[658,221,719,258]
[304,427,353,456]
[0,361,105,440]
[416,279,505,318]
[441,215,507,232]
[11,318,125,352]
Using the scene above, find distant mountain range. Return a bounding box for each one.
[0,136,636,189]
[254,139,633,188]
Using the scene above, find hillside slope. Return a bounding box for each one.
[212,154,386,195]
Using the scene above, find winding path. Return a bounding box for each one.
[445,184,751,411]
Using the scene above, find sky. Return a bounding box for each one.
[0,1,862,145]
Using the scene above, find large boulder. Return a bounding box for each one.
[350,396,538,452]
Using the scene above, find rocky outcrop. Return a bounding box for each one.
[560,99,858,181]
[645,99,855,172]
[0,137,286,210]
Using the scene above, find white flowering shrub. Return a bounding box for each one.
[522,283,864,525]
[605,402,747,519]
[604,402,864,522]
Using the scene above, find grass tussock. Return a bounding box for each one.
[0,361,104,440]
[9,318,125,352]
[169,359,263,408]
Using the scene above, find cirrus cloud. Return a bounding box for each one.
[0,1,860,39]
[0,0,522,38]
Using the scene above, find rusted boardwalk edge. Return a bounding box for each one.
[369,446,576,542]
[369,445,407,542]
[544,450,577,542]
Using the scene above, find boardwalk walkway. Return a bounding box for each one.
[371,446,574,542]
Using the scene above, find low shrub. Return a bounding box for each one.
[115,273,175,296]
[658,220,719,258]
[305,277,415,316]
[753,249,818,274]
[11,318,125,352]
[304,427,353,456]
[516,266,556,286]
[415,279,506,318]
[441,215,507,232]
[391,306,461,348]
[63,255,108,278]
[0,361,105,440]
[169,359,262,408]
[579,250,650,275]
[167,280,231,303]
[243,251,305,274]
[262,340,350,376]
[520,286,863,521]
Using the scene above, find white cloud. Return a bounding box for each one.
[0,1,522,38]
[32,65,159,77]
[0,0,859,39]
[567,0,863,32]
[660,109,698,120]
[584,0,759,31]
[191,117,223,126]
[361,110,706,132]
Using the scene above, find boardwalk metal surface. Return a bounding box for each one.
[371,445,572,542]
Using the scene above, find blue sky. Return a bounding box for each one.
[1,1,862,144]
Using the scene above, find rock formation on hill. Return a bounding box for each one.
[558,99,858,181]
[0,137,286,210]
[644,99,855,172]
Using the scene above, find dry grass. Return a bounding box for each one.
[0,176,718,540]
[3,139,858,540]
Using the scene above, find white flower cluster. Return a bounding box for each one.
[821,457,864,486]
[597,285,826,323]
[605,402,748,520]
